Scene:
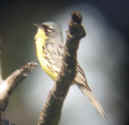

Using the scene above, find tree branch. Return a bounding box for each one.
[37,11,86,125]
[0,62,37,112]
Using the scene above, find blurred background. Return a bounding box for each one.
[0,0,129,125]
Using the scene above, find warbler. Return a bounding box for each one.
[34,22,104,117]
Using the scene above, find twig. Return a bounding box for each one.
[37,11,86,125]
[0,62,37,112]
[0,35,37,124]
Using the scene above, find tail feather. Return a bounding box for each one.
[78,85,105,118]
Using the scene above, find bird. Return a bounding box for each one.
[34,22,104,117]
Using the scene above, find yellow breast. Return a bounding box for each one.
[34,28,58,80]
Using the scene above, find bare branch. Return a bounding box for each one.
[0,62,37,112]
[37,11,86,125]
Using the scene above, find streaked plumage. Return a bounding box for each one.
[34,22,104,117]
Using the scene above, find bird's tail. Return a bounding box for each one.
[78,85,105,118]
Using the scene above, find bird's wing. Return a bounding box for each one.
[44,42,64,74]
